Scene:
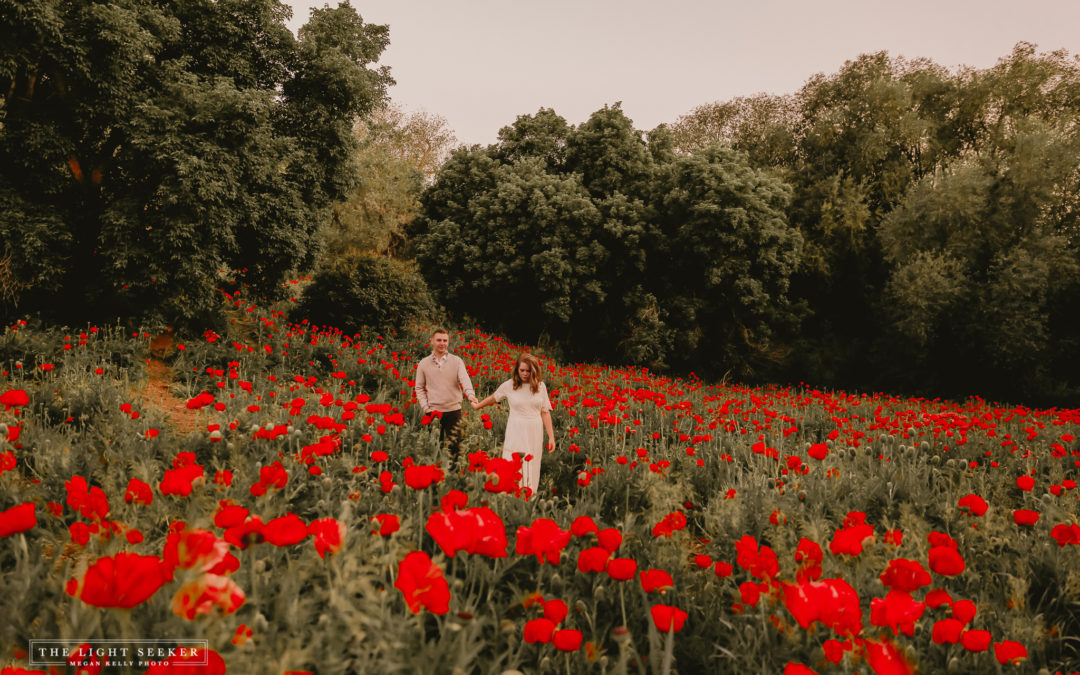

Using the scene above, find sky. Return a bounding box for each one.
[284,0,1080,147]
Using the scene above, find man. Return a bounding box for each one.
[415,328,478,456]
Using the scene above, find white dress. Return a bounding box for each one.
[493,379,552,496]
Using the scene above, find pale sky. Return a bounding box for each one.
[285,0,1080,146]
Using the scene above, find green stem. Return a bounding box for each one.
[620,584,627,628]
[661,625,674,675]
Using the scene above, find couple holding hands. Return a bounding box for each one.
[414,328,555,497]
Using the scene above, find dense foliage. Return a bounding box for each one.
[413,105,804,377]
[0,0,392,327]
[674,44,1080,405]
[291,253,436,334]
[417,44,1080,405]
[0,294,1078,673]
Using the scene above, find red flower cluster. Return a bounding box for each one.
[426,492,507,558]
[0,502,35,537]
[67,553,173,608]
[394,551,450,615]
[829,511,874,557]
[651,510,687,538]
[250,461,288,496]
[515,518,571,564]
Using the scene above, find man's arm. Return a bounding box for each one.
[415,361,430,411]
[457,357,478,405]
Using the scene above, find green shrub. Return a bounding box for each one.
[292,254,436,334]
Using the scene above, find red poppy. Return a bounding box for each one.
[924,588,953,608]
[950,596,976,622]
[404,462,445,490]
[483,456,523,495]
[640,569,674,593]
[694,554,712,568]
[0,450,15,474]
[829,514,874,557]
[957,493,988,517]
[862,637,913,675]
[214,502,249,529]
[960,629,991,652]
[736,535,779,580]
[0,502,36,537]
[515,519,571,564]
[1051,523,1080,547]
[822,638,854,664]
[651,604,688,633]
[159,465,204,497]
[928,546,965,576]
[932,618,964,644]
[927,531,957,549]
[250,461,288,497]
[0,389,29,410]
[570,516,598,537]
[523,618,556,644]
[163,527,229,573]
[67,552,172,608]
[427,507,508,558]
[1016,475,1035,491]
[577,547,609,573]
[714,561,733,578]
[394,551,450,615]
[794,538,822,583]
[1013,509,1040,526]
[66,476,109,520]
[263,513,309,547]
[651,510,687,538]
[993,640,1027,665]
[781,579,863,637]
[597,527,622,552]
[308,518,345,558]
[739,581,761,605]
[870,590,925,636]
[878,559,931,592]
[371,513,400,536]
[171,573,245,620]
[543,599,568,623]
[807,443,828,461]
[124,478,154,506]
[606,558,638,581]
[552,629,583,652]
[784,664,818,675]
[222,516,264,549]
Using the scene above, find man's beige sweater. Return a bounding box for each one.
[415,353,475,412]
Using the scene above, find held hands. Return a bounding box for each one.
[468,395,480,409]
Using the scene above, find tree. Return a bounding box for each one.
[878,45,1080,402]
[325,104,456,258]
[670,94,798,167]
[415,105,803,376]
[0,0,392,327]
[652,145,802,376]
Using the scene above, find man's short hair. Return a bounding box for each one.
[431,328,449,337]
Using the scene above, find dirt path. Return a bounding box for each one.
[141,332,201,435]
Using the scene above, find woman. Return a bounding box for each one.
[473,352,555,498]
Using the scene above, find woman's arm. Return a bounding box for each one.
[472,394,497,410]
[542,410,555,452]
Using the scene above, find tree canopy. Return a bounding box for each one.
[0,0,392,327]
[414,105,803,376]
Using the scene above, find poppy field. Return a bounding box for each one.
[1,288,1080,675]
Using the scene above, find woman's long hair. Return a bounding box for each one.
[512,353,543,393]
